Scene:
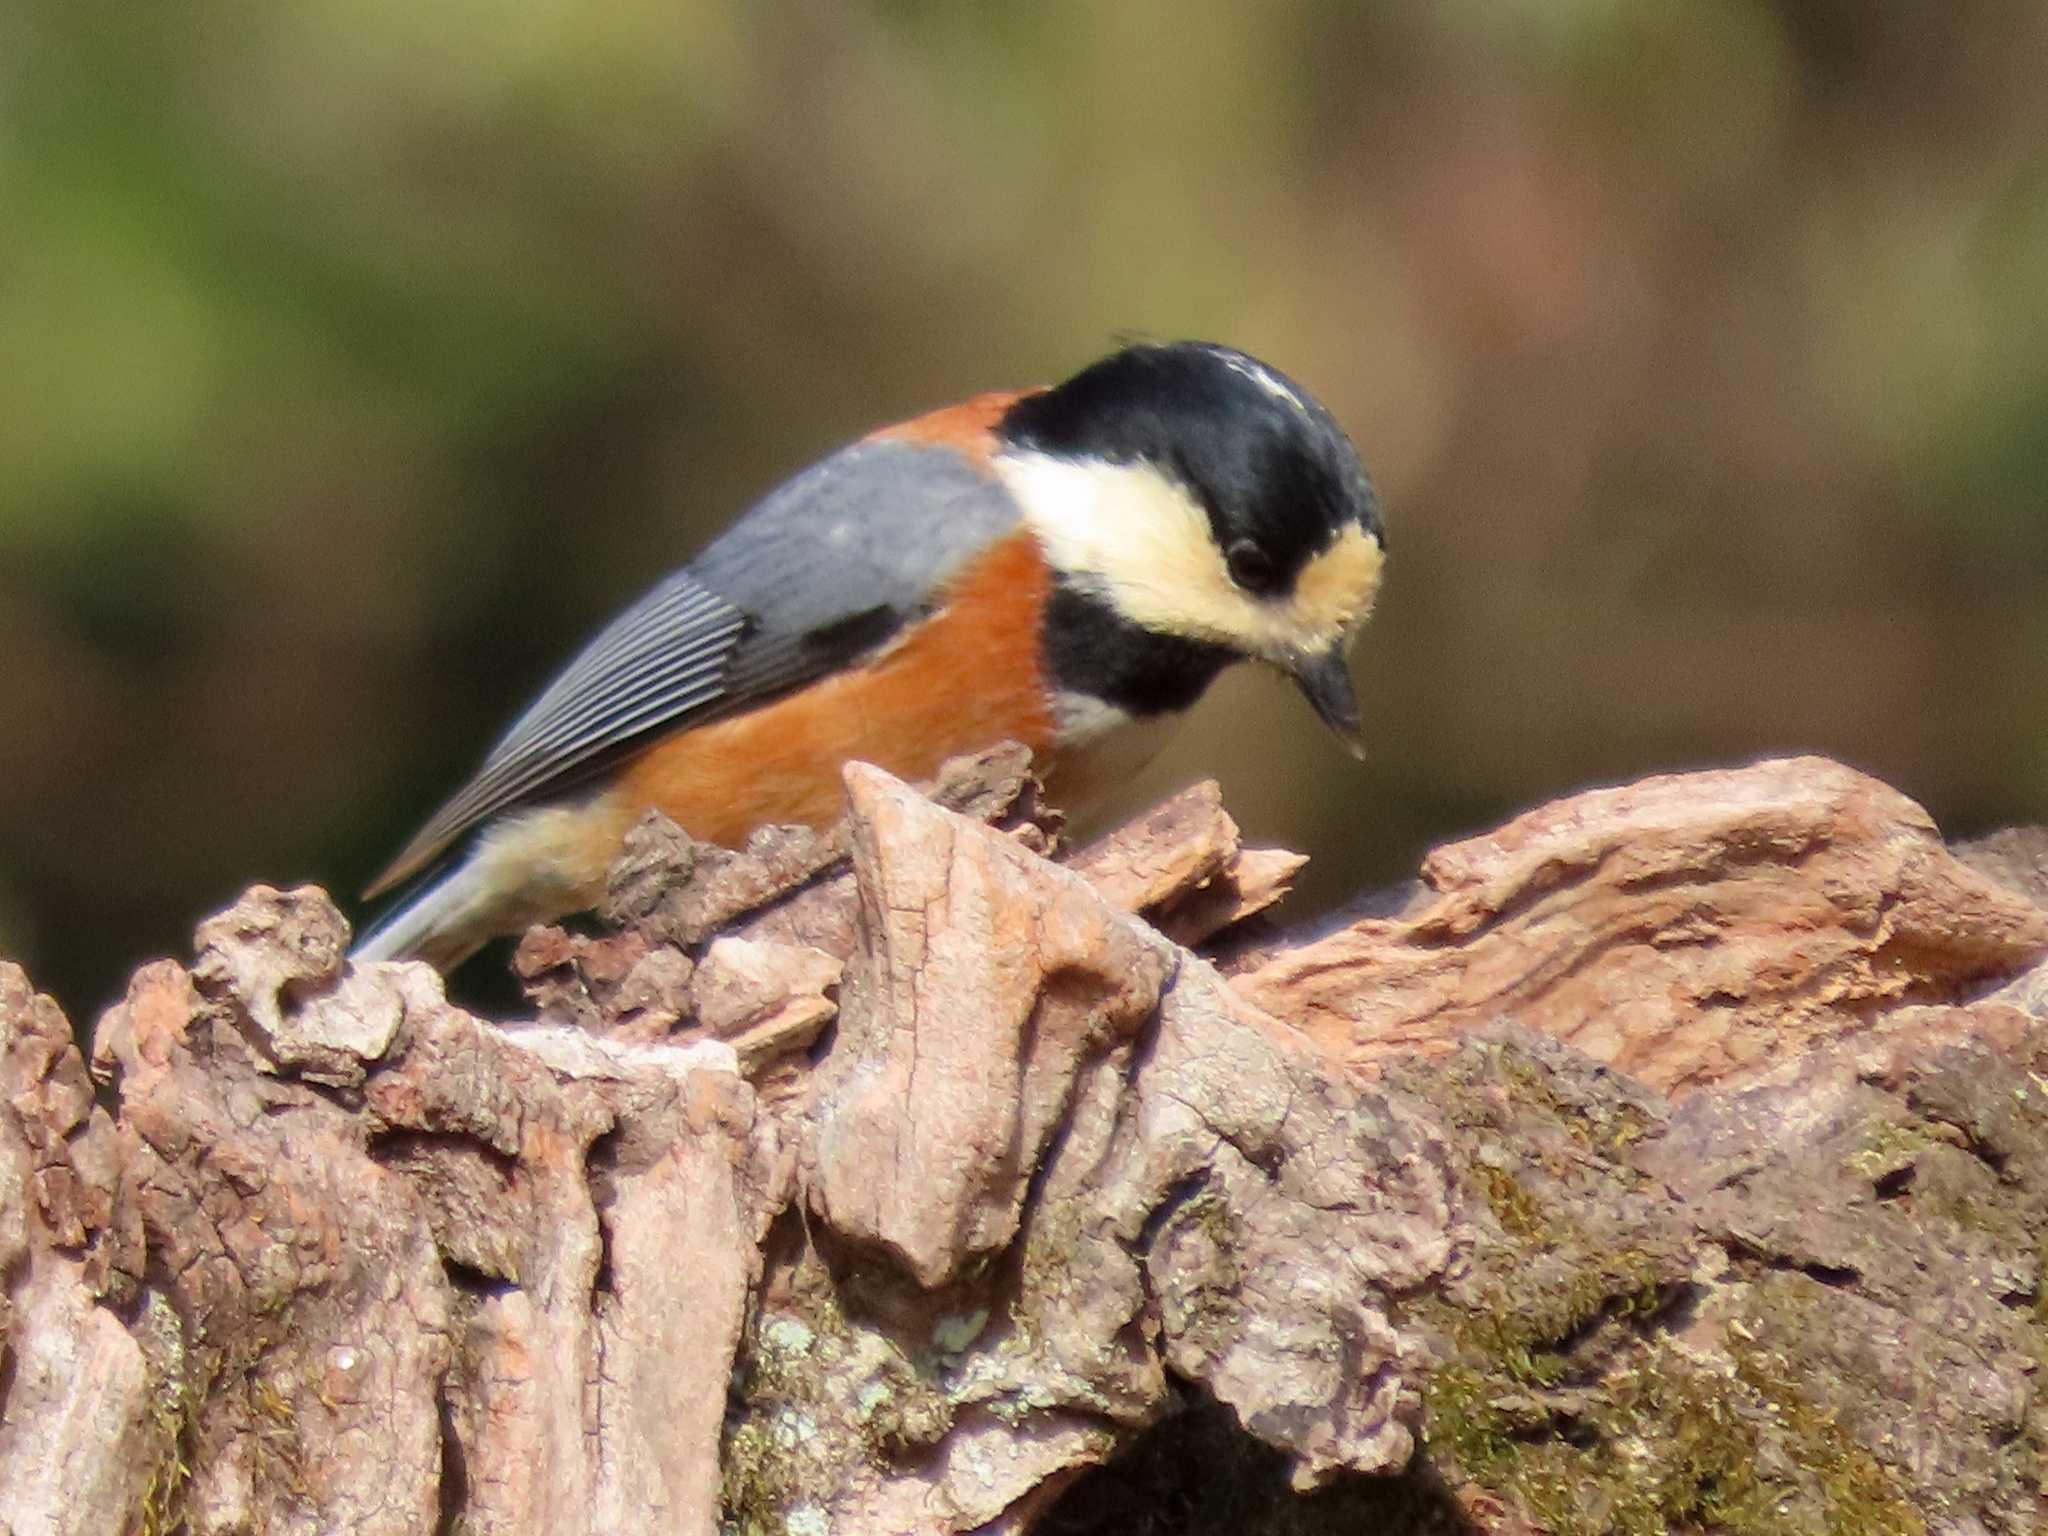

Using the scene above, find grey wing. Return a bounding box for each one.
[365,436,1022,895]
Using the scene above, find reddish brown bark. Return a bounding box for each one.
[2,751,2043,1534]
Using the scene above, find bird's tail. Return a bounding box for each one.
[354,807,610,973]
[350,862,498,973]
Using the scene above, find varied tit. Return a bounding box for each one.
[356,340,1385,970]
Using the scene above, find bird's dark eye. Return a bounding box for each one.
[1225,539,1280,594]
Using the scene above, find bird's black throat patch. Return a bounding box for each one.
[1040,579,1234,719]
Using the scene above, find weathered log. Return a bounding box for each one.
[1,751,2043,1535]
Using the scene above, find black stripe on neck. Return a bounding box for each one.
[1040,580,1234,718]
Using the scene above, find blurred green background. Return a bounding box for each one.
[6,1,2047,1026]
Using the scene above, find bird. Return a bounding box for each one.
[354,340,1385,970]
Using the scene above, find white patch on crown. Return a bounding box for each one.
[1220,354,1312,418]
[994,450,1383,662]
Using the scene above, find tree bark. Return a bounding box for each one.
[2,749,2043,1534]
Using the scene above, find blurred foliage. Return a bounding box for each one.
[3,0,2046,1023]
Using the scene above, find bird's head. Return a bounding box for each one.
[996,340,1384,751]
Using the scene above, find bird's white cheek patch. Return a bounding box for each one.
[997,451,1226,639]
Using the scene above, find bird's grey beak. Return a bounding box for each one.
[1290,645,1366,759]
